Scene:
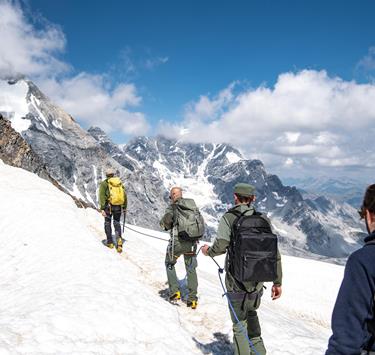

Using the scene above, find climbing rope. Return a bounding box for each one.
[209,256,260,355]
[122,223,169,242]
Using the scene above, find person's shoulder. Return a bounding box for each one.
[180,197,195,203]
[354,241,375,256]
[221,207,239,226]
[347,245,375,268]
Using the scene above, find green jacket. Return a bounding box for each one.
[208,204,282,293]
[160,197,183,231]
[98,178,127,210]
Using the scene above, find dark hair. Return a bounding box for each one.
[359,184,375,218]
[363,184,375,213]
[235,193,254,204]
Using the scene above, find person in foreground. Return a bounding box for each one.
[326,184,375,355]
[202,183,282,355]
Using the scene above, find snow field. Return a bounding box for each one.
[0,80,31,132]
[85,214,343,354]
[0,161,201,354]
[0,160,344,354]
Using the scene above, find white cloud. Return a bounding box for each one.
[159,70,375,174]
[0,0,68,78]
[284,158,294,167]
[356,46,375,73]
[39,73,149,135]
[144,56,169,70]
[0,0,149,136]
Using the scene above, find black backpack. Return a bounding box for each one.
[227,209,278,283]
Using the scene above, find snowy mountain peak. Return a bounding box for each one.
[0,78,78,135]
[0,79,366,261]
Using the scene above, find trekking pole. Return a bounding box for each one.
[122,208,126,235]
[170,225,176,262]
[209,256,260,355]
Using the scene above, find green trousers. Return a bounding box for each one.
[228,293,266,355]
[165,237,198,302]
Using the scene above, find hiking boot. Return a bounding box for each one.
[169,291,181,301]
[117,237,123,253]
[106,242,114,249]
[187,300,198,309]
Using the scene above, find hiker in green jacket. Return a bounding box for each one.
[160,187,201,309]
[98,168,127,251]
[202,183,282,355]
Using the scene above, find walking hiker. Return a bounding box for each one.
[160,187,204,309]
[201,183,282,355]
[326,184,375,355]
[99,168,127,253]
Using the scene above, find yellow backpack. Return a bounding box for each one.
[107,177,125,205]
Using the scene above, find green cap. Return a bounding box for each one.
[234,183,255,197]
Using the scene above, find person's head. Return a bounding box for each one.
[359,184,375,234]
[169,187,183,203]
[233,183,256,206]
[105,168,115,178]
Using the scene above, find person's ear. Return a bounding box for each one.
[366,209,375,225]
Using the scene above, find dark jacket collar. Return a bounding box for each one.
[364,231,375,244]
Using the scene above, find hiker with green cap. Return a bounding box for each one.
[98,168,127,252]
[160,187,205,309]
[202,183,282,355]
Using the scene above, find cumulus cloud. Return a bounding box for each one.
[0,0,149,136]
[40,74,149,135]
[159,70,375,173]
[0,0,68,78]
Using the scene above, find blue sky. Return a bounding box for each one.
[28,0,375,123]
[1,0,375,180]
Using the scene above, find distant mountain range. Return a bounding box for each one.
[283,176,367,209]
[0,78,366,262]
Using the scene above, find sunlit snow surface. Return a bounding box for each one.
[0,80,31,132]
[0,160,342,354]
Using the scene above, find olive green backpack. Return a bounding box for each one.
[173,198,205,241]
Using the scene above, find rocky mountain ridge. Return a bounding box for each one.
[0,78,366,261]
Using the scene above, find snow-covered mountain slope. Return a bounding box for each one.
[0,159,344,354]
[0,78,365,261]
[90,131,365,261]
[0,78,166,227]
